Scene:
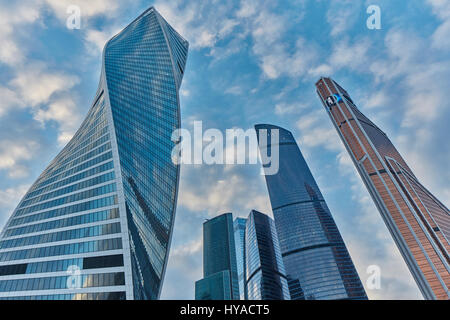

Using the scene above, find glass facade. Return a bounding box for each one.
[195,271,232,300]
[234,217,247,300]
[245,210,290,300]
[195,213,240,300]
[256,124,367,300]
[0,7,188,300]
[316,77,450,300]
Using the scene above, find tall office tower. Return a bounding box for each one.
[316,77,450,300]
[245,210,290,300]
[255,124,367,300]
[195,213,240,300]
[234,217,247,300]
[0,7,188,300]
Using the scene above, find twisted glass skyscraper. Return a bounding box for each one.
[316,77,449,300]
[0,7,188,300]
[256,124,367,300]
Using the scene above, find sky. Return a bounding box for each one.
[0,0,449,300]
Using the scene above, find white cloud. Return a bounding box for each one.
[236,0,258,18]
[85,29,115,54]
[10,64,79,107]
[0,185,29,208]
[0,140,39,178]
[0,184,30,229]
[0,87,25,116]
[326,0,361,37]
[274,103,302,115]
[0,2,40,66]
[361,90,389,109]
[296,110,343,152]
[178,167,271,217]
[428,0,450,50]
[180,89,190,97]
[161,237,203,299]
[225,86,243,95]
[248,8,312,79]
[361,28,450,204]
[329,38,372,71]
[43,0,122,22]
[308,64,333,78]
[1,63,82,145]
[432,19,450,50]
[34,97,82,145]
[155,0,239,49]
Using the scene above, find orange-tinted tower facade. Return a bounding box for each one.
[316,77,449,300]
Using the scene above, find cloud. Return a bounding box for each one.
[274,103,303,116]
[155,0,240,49]
[85,29,115,54]
[43,0,122,22]
[180,89,190,97]
[34,97,82,145]
[0,2,40,66]
[10,63,79,107]
[0,87,25,117]
[428,0,450,50]
[329,37,372,71]
[178,166,271,217]
[1,63,82,145]
[0,184,30,229]
[0,185,29,209]
[0,140,40,178]
[225,86,243,95]
[326,0,362,37]
[308,64,333,78]
[161,237,203,300]
[296,110,343,152]
[246,7,315,79]
[236,0,258,18]
[363,28,450,203]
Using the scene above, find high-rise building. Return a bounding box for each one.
[316,77,450,300]
[234,217,247,300]
[245,210,290,300]
[195,213,240,300]
[255,124,367,300]
[0,7,188,300]
[195,270,232,300]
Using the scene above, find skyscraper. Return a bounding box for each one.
[195,271,233,300]
[0,7,188,300]
[245,210,290,300]
[234,217,247,300]
[255,124,367,300]
[316,77,450,300]
[195,213,240,300]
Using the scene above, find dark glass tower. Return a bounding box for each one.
[0,7,188,300]
[255,124,367,300]
[195,213,240,300]
[316,77,450,300]
[234,217,247,300]
[245,210,290,300]
[195,270,232,300]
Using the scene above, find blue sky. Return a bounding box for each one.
[0,0,449,300]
